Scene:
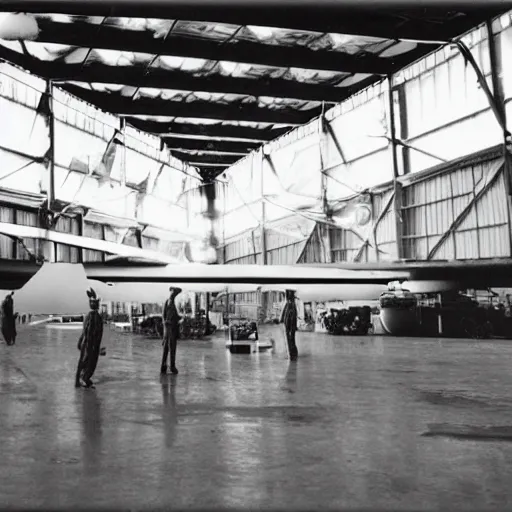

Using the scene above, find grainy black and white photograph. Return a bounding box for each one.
[1,0,512,509]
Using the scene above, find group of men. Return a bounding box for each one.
[3,284,300,389]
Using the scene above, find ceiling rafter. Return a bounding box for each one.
[2,2,506,41]
[47,64,350,103]
[125,118,289,142]
[60,84,319,124]
[162,137,260,153]
[170,151,241,165]
[32,19,407,74]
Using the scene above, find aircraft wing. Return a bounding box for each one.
[0,222,183,265]
[88,280,262,303]
[83,263,408,285]
[304,259,512,288]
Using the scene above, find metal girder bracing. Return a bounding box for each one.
[190,163,231,170]
[166,147,248,157]
[173,151,241,165]
[162,137,260,153]
[426,158,505,260]
[387,79,404,259]
[323,117,346,164]
[30,18,396,75]
[48,64,347,103]
[125,118,289,142]
[2,2,505,42]
[61,85,316,124]
[455,40,509,137]
[353,190,395,262]
[374,134,447,163]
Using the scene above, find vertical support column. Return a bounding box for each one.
[387,76,404,260]
[120,117,127,187]
[205,291,210,334]
[45,80,57,263]
[119,117,128,218]
[487,19,512,257]
[47,80,56,210]
[78,212,84,263]
[319,116,333,263]
[222,181,226,264]
[260,148,267,265]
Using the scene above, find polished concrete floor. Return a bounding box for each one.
[2,325,512,510]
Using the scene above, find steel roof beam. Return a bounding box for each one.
[162,137,259,153]
[1,2,506,41]
[170,151,241,165]
[45,62,352,103]
[30,19,398,75]
[125,118,289,141]
[61,84,317,124]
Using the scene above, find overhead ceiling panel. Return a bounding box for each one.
[0,1,508,175]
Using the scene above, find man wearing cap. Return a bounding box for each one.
[280,289,299,361]
[161,286,182,374]
[1,292,18,346]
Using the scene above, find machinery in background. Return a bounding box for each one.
[133,313,163,338]
[379,283,512,339]
[322,306,374,335]
[132,308,217,340]
[229,318,259,341]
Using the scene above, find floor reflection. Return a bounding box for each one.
[2,326,512,509]
[77,390,103,471]
[160,376,178,449]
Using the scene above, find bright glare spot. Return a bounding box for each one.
[0,13,39,41]
[247,25,274,40]
[220,60,237,74]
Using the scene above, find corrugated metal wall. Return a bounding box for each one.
[221,214,315,265]
[401,151,510,260]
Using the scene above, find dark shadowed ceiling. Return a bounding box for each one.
[0,1,509,179]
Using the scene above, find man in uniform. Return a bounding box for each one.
[161,286,183,375]
[280,289,299,361]
[1,292,18,346]
[75,288,104,388]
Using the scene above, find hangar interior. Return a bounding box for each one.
[0,3,512,335]
[5,4,512,511]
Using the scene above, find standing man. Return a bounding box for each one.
[1,292,18,346]
[280,289,299,361]
[75,288,104,388]
[161,287,183,375]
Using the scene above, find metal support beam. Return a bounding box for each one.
[319,115,333,264]
[260,150,267,265]
[120,117,127,188]
[455,40,509,136]
[43,63,354,103]
[387,77,404,259]
[28,18,395,75]
[427,158,504,260]
[353,191,395,262]
[47,80,55,210]
[126,118,288,142]
[324,117,346,164]
[487,19,512,257]
[4,2,502,43]
[171,151,241,166]
[61,84,317,125]
[163,137,260,154]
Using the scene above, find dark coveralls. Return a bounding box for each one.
[75,307,104,388]
[1,294,17,346]
[280,298,298,360]
[161,297,181,374]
